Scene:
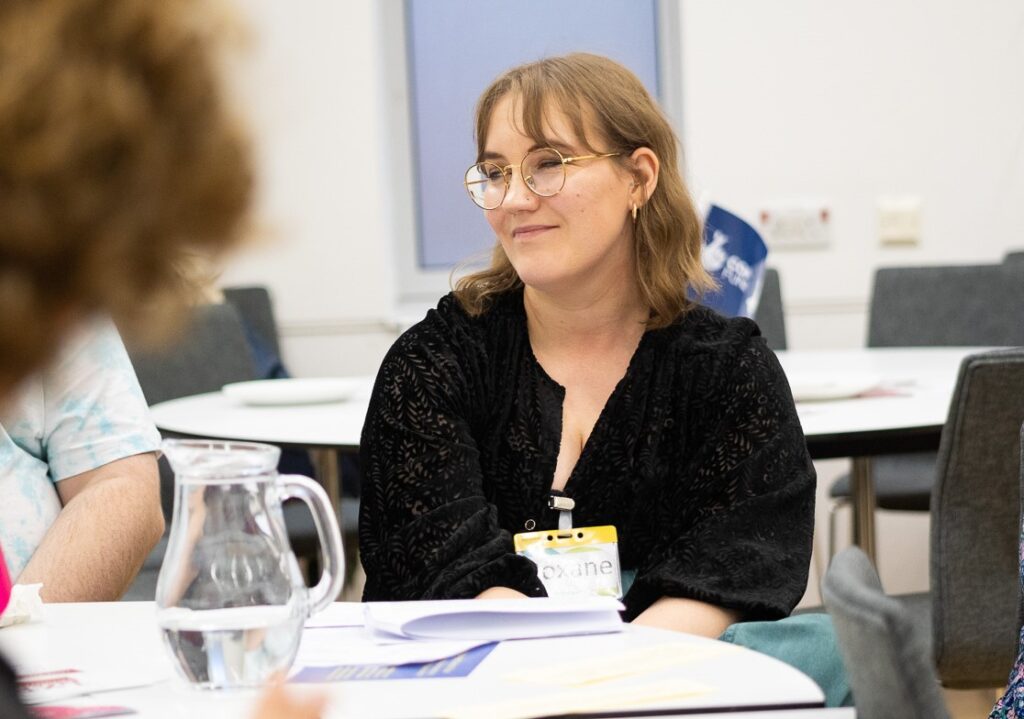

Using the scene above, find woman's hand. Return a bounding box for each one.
[476,586,529,600]
[632,597,740,638]
[251,679,328,719]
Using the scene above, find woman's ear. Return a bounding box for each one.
[629,147,660,207]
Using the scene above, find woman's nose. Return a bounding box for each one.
[502,167,538,210]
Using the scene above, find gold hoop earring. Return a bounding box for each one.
[631,203,638,223]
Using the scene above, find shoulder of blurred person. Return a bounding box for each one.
[0,316,161,581]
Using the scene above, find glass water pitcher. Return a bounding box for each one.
[156,439,344,689]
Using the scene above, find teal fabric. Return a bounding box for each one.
[621,568,850,708]
[621,569,636,596]
[719,613,853,708]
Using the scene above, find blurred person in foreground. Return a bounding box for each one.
[0,0,323,716]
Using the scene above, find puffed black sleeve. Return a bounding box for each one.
[358,308,545,601]
[625,322,815,621]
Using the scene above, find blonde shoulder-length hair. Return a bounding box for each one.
[453,53,712,329]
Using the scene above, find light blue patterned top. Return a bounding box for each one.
[0,318,161,579]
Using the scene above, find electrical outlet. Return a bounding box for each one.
[758,201,831,249]
[877,195,922,246]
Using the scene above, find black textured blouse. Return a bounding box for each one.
[358,290,815,621]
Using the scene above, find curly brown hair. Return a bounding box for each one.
[0,0,252,392]
[454,53,712,328]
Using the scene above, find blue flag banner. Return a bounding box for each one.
[700,204,769,318]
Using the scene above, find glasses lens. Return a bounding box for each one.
[523,148,565,197]
[465,162,505,209]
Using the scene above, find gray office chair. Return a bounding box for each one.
[127,302,257,516]
[1004,249,1024,266]
[121,303,258,599]
[822,546,950,719]
[129,302,256,407]
[753,267,787,351]
[828,264,1024,555]
[123,302,337,598]
[223,285,283,359]
[929,350,1024,687]
[222,286,363,589]
[833,351,1024,689]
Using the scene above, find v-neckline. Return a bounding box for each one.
[525,323,650,498]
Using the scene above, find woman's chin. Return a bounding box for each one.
[511,265,563,293]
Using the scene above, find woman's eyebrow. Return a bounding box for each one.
[546,139,576,153]
[480,140,576,163]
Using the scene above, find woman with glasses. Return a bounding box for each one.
[360,53,814,637]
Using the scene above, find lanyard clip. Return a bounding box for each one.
[548,494,575,535]
[548,495,575,512]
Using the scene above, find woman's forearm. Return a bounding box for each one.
[476,586,530,600]
[632,596,740,637]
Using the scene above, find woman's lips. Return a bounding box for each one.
[512,225,555,239]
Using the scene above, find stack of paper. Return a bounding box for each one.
[296,627,487,667]
[364,596,624,642]
[290,597,625,681]
[16,668,165,705]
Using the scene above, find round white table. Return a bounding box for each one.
[149,377,375,511]
[149,347,988,563]
[776,347,988,561]
[0,602,833,718]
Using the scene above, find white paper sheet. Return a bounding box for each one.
[364,596,624,642]
[304,601,366,628]
[17,667,167,705]
[295,626,486,667]
[0,584,43,628]
[504,643,741,685]
[443,678,712,719]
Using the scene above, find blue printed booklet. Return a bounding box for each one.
[290,642,497,683]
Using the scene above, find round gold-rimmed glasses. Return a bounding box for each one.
[463,147,619,210]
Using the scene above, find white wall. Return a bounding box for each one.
[220,0,1024,602]
[218,0,400,378]
[679,0,1024,603]
[224,0,1024,371]
[680,0,1024,350]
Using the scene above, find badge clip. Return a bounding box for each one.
[548,494,575,537]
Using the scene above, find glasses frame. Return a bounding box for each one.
[464,146,620,210]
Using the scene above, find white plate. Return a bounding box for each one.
[789,374,881,403]
[222,378,361,406]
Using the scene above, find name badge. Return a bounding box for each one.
[513,525,622,599]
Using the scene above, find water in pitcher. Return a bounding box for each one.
[157,440,344,690]
[159,605,304,689]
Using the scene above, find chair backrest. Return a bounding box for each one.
[930,349,1024,687]
[222,285,282,358]
[1004,250,1024,266]
[126,303,258,519]
[867,264,1024,347]
[753,267,787,351]
[127,302,257,407]
[823,547,950,719]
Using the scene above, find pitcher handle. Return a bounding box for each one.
[279,474,345,616]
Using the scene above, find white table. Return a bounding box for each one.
[0,602,832,718]
[150,347,987,563]
[149,377,375,512]
[777,347,988,561]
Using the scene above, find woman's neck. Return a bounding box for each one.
[523,282,648,355]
